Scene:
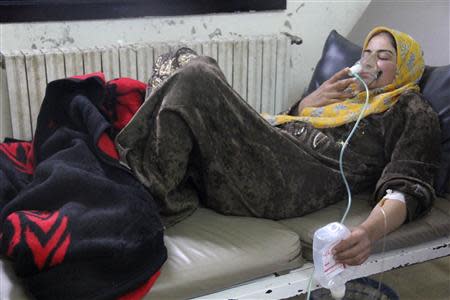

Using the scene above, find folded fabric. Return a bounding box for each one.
[0,74,166,300]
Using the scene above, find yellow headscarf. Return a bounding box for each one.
[264,27,425,128]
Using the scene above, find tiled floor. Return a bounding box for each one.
[292,256,450,299]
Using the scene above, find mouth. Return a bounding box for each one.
[359,72,380,86]
[359,72,378,80]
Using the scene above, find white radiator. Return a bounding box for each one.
[0,36,292,140]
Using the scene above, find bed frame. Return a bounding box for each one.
[196,237,450,299]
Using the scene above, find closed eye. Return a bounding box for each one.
[378,55,391,60]
[363,49,394,61]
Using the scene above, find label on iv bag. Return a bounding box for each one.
[322,241,346,278]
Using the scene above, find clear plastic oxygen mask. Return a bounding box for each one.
[348,51,381,89]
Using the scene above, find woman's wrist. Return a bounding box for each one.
[359,222,376,244]
[297,95,313,114]
[297,101,306,114]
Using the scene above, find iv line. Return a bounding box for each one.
[306,72,370,300]
[377,205,388,297]
[339,73,370,225]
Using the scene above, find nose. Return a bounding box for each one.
[358,52,380,79]
[362,52,378,68]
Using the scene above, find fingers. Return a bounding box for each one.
[324,88,355,101]
[338,248,370,265]
[306,74,357,107]
[332,78,357,91]
[334,238,369,261]
[327,67,351,83]
[328,91,355,100]
[324,77,357,100]
[332,228,372,266]
[333,237,353,253]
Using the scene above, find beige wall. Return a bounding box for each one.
[0,1,370,102]
[348,0,450,66]
[1,1,373,140]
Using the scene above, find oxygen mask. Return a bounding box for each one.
[348,51,382,90]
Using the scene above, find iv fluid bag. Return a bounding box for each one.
[313,222,351,299]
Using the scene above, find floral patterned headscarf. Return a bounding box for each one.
[265,26,425,128]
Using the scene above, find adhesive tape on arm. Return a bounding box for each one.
[384,189,406,203]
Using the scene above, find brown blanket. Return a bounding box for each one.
[115,56,440,227]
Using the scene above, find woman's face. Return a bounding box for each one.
[362,32,397,89]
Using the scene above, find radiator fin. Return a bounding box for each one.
[3,51,33,139]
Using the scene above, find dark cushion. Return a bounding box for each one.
[304,30,361,96]
[420,66,450,195]
[304,30,450,195]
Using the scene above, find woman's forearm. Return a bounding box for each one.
[360,198,407,243]
[333,198,407,265]
[297,99,308,115]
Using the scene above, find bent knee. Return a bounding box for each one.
[181,56,226,81]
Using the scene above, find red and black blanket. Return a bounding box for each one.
[0,73,166,300]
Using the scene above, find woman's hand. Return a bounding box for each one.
[332,225,372,266]
[331,198,407,266]
[298,68,357,114]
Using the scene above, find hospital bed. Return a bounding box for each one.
[1,30,449,299]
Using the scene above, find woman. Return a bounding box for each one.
[115,27,440,266]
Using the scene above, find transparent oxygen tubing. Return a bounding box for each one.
[339,72,370,224]
[306,72,370,300]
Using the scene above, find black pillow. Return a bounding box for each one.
[305,30,450,195]
[304,30,361,96]
[420,66,450,195]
